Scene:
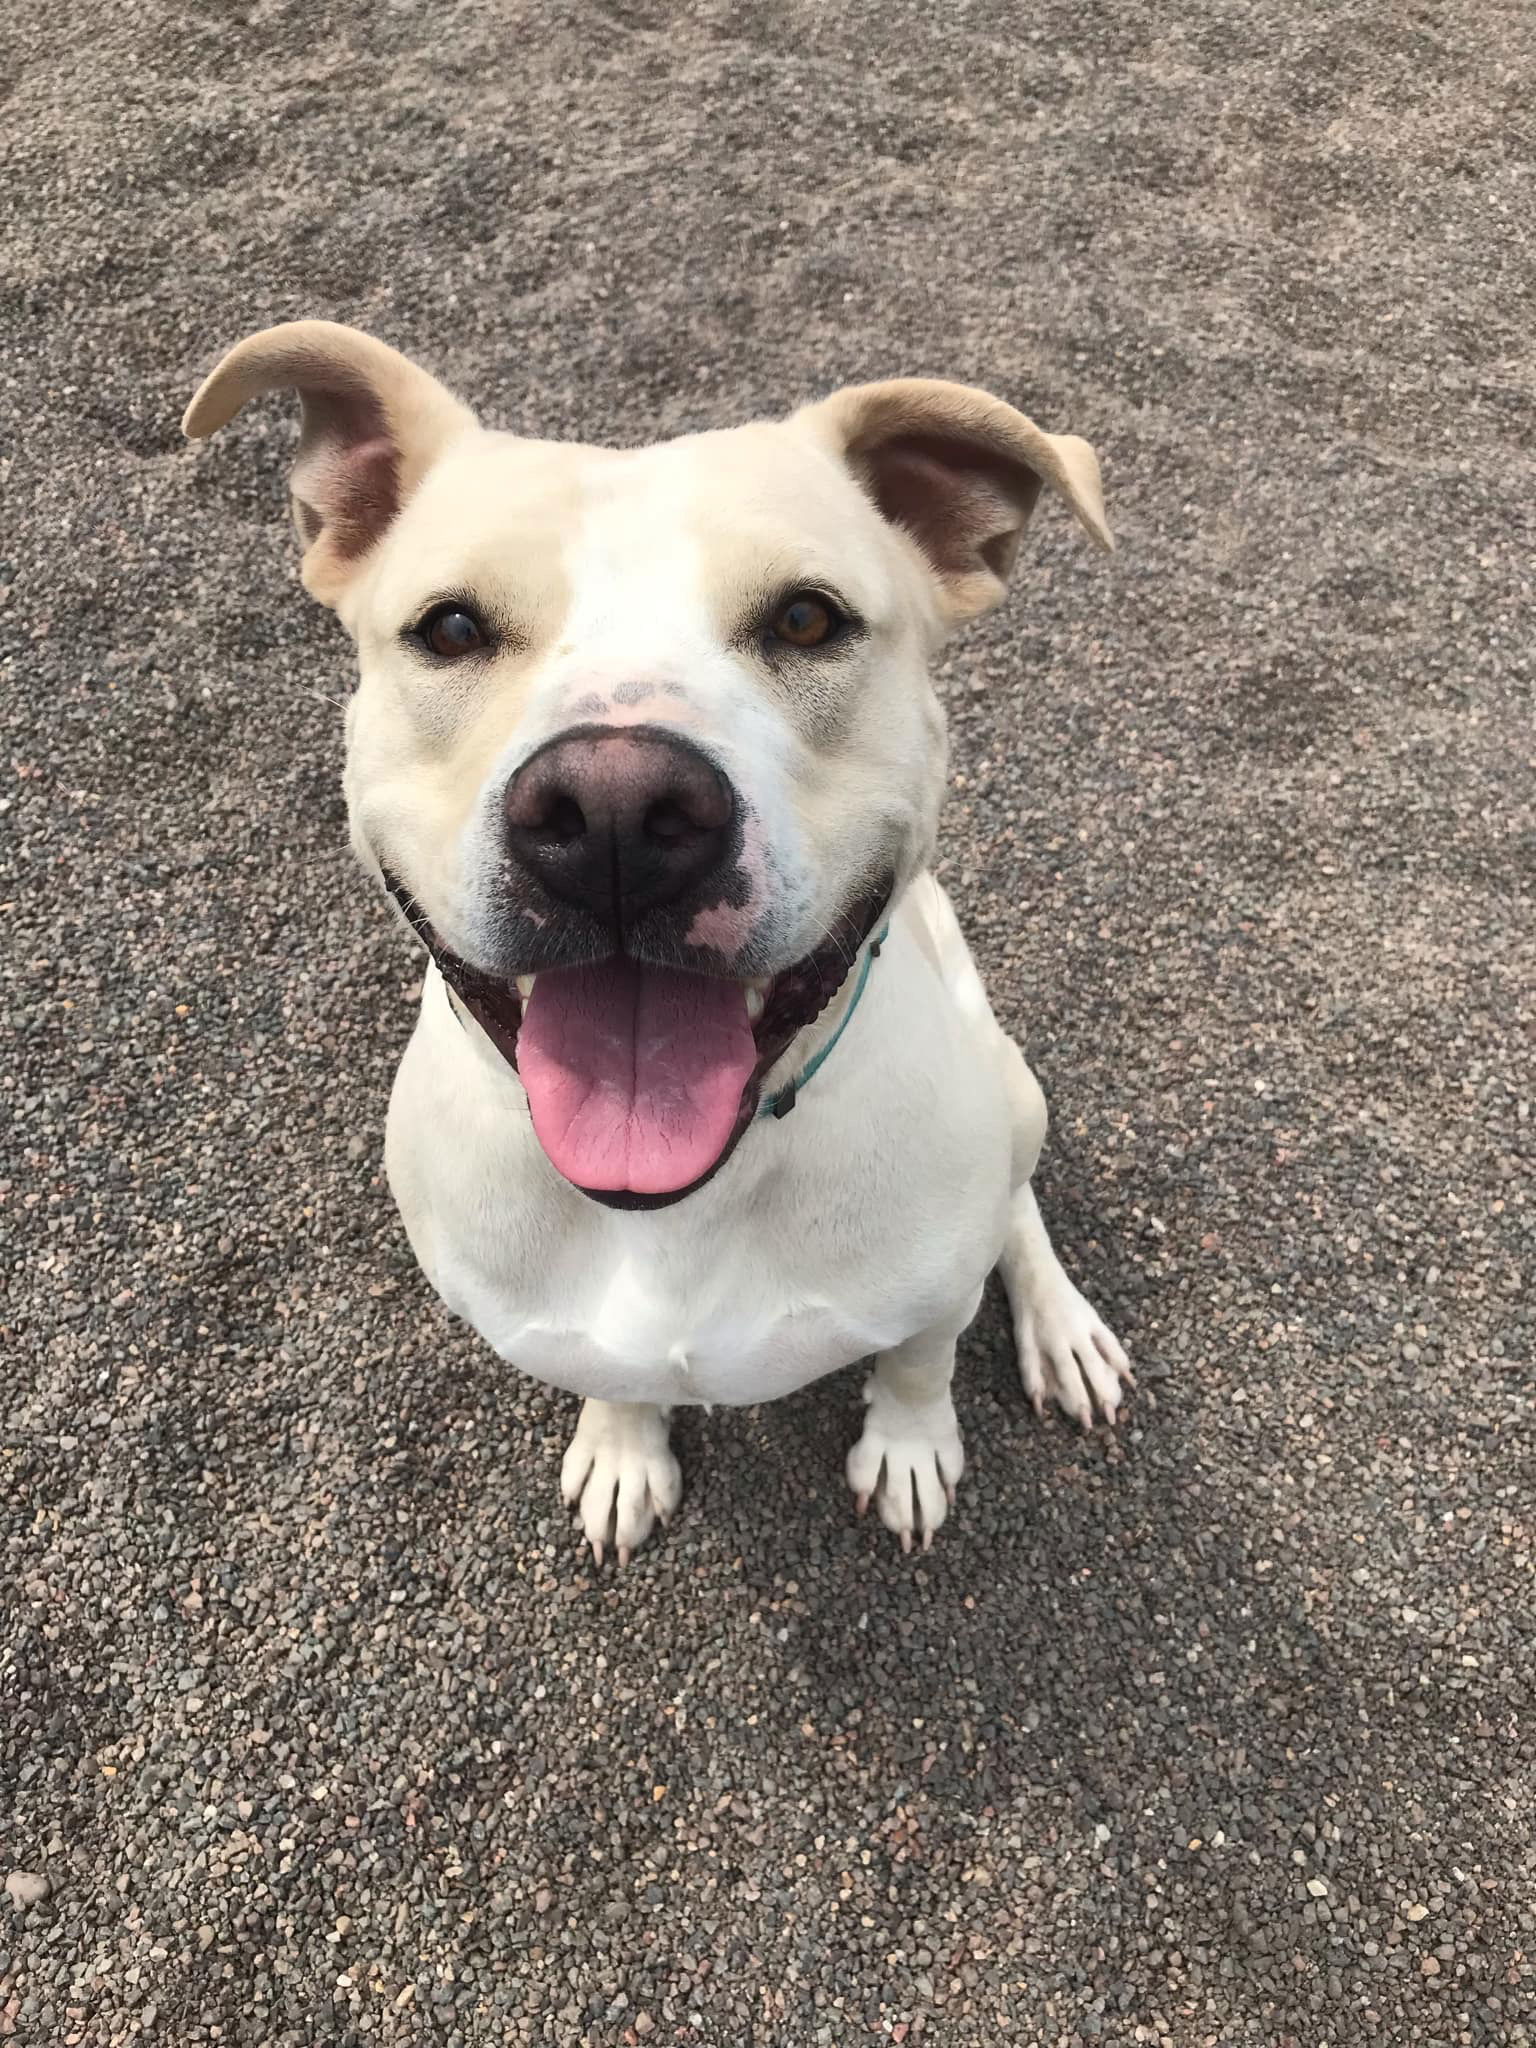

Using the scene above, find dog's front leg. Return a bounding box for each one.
[1001,1183,1132,1430]
[560,1400,682,1566]
[845,1296,979,1552]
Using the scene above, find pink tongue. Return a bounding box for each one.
[517,958,757,1195]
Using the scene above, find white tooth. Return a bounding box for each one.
[516,974,537,999]
[746,975,772,993]
[743,986,766,1022]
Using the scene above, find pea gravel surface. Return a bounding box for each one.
[3,3,1534,2044]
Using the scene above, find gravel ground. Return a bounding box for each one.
[4,3,1534,2043]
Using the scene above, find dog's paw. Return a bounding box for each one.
[560,1401,681,1565]
[1016,1273,1133,1430]
[846,1380,965,1553]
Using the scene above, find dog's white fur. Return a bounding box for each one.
[185,321,1130,1560]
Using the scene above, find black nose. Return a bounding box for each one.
[504,724,735,924]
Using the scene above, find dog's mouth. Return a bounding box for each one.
[384,875,889,1209]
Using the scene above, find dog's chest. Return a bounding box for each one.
[434,1234,914,1407]
[391,937,1015,1406]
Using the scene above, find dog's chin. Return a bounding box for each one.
[382,873,891,1207]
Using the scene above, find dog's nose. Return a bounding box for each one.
[504,725,735,923]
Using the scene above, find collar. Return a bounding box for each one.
[758,923,888,1121]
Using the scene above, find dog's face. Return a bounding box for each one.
[186,323,1110,1206]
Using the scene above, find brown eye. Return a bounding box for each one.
[770,593,842,649]
[417,604,488,660]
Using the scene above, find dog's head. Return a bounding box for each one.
[185,321,1111,1206]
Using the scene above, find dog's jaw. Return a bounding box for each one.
[382,869,891,1207]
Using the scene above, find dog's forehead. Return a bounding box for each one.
[603,420,861,535]
[387,418,886,607]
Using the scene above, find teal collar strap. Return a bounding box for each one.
[758,924,889,1121]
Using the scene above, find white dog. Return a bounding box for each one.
[185,322,1131,1561]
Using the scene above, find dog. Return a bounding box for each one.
[184,321,1131,1561]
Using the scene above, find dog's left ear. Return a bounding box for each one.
[793,378,1112,622]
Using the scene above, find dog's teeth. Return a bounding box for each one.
[743,986,766,1022]
[516,974,537,1000]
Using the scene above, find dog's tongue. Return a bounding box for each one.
[517,958,757,1195]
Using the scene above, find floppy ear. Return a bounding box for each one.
[183,319,478,606]
[794,377,1112,622]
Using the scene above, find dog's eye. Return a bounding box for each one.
[416,603,489,660]
[769,593,844,650]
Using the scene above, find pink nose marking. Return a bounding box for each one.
[685,819,771,953]
[566,682,694,728]
[686,901,751,950]
[606,696,690,727]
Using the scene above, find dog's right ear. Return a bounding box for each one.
[183,320,478,607]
